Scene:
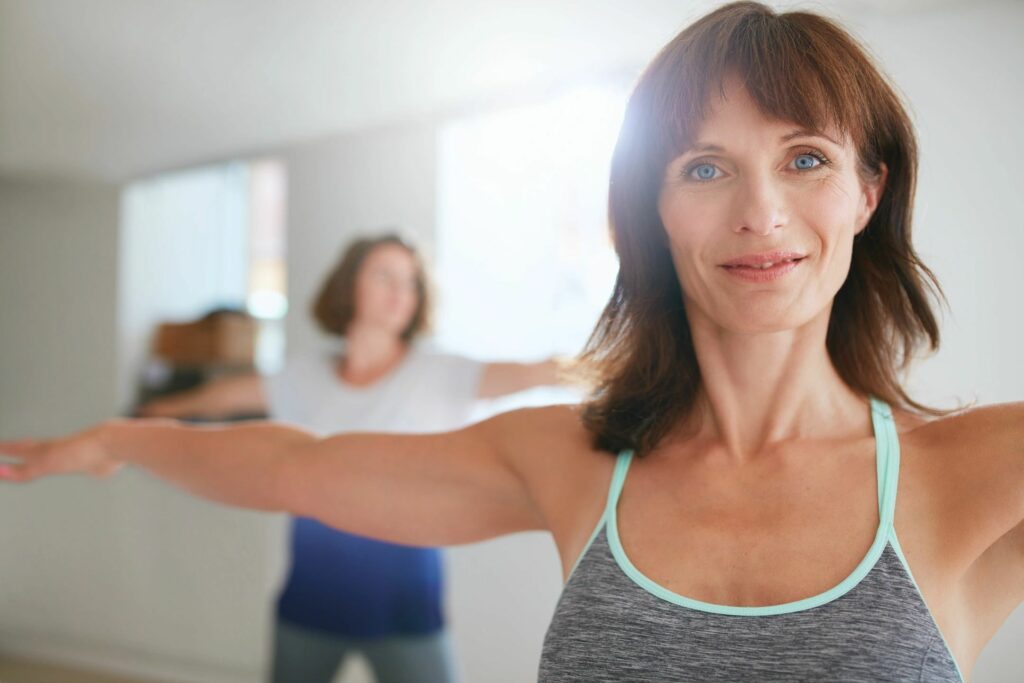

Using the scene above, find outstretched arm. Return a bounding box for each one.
[0,412,546,547]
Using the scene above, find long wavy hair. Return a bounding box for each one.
[578,1,947,456]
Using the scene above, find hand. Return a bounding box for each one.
[0,425,123,483]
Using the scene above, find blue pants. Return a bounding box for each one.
[270,619,458,683]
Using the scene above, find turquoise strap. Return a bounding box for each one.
[605,449,635,516]
[870,397,901,528]
[564,448,633,583]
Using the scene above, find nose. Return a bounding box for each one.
[733,174,787,236]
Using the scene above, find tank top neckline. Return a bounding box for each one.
[598,396,902,617]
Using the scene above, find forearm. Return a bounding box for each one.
[138,374,266,419]
[99,418,313,511]
[137,390,208,418]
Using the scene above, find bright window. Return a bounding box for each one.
[436,85,628,361]
[436,84,629,411]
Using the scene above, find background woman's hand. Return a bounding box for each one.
[0,425,123,482]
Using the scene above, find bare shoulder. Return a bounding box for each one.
[900,400,1024,453]
[474,404,617,565]
[897,400,1024,487]
[478,403,610,480]
[898,400,1024,560]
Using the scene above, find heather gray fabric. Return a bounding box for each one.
[539,399,962,682]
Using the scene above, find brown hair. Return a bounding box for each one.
[578,1,947,456]
[311,233,431,341]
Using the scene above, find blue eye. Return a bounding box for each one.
[793,153,823,170]
[688,163,720,181]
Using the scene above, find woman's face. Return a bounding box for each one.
[657,80,884,335]
[352,243,420,336]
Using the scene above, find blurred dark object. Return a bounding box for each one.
[133,307,267,422]
[152,307,257,366]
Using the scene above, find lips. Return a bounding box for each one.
[720,250,807,269]
[719,251,807,283]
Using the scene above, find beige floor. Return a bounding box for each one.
[0,658,161,683]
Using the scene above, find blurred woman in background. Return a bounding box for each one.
[139,233,562,683]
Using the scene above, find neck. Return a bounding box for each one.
[687,306,870,460]
[341,324,407,376]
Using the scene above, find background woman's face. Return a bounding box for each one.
[657,80,883,335]
[352,243,420,336]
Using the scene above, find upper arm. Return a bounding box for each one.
[914,401,1024,574]
[999,403,1024,563]
[897,403,1024,656]
[958,402,1024,546]
[921,401,1024,581]
[280,407,562,547]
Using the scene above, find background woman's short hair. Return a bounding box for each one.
[311,232,432,341]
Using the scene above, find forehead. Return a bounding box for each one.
[362,243,416,272]
[686,78,845,150]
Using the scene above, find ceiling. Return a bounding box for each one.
[0,0,974,181]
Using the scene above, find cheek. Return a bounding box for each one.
[660,188,725,233]
[804,175,860,228]
[399,290,418,314]
[791,183,862,306]
[355,279,385,312]
[798,181,860,261]
[659,194,726,282]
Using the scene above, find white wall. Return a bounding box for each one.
[0,177,120,435]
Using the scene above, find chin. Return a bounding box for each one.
[713,304,820,336]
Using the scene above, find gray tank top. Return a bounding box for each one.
[540,398,963,682]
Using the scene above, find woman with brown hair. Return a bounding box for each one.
[3,3,1021,680]
[138,233,562,683]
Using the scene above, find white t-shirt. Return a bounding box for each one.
[263,343,484,437]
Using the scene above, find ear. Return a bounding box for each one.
[854,163,888,235]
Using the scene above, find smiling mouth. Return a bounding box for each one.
[719,255,807,282]
[721,256,806,271]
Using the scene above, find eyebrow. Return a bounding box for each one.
[780,129,841,146]
[684,129,841,156]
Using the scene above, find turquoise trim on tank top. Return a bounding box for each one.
[565,449,634,583]
[603,397,905,617]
